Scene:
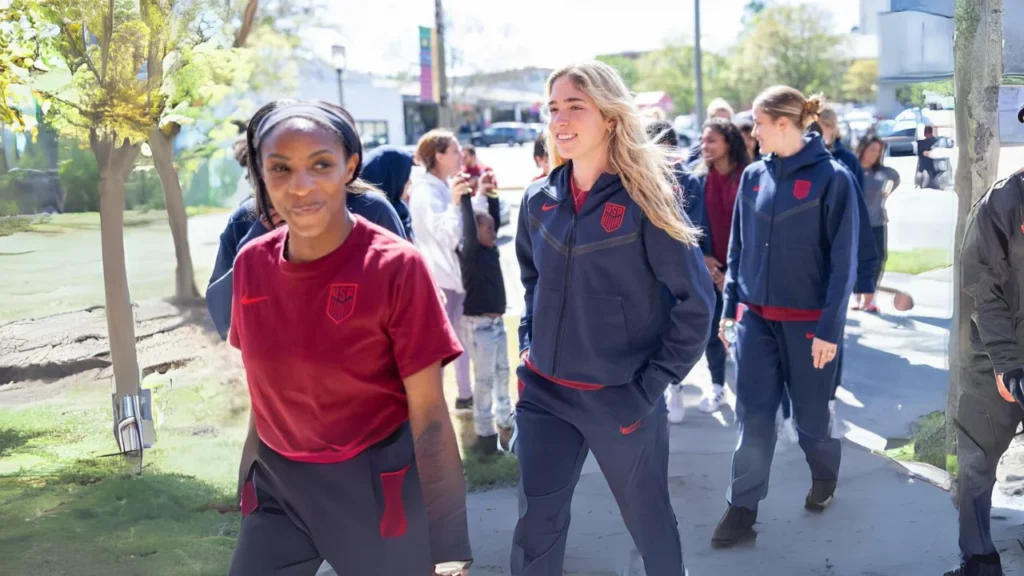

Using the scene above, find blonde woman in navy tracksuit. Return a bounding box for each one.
[711,87,859,548]
[513,61,714,576]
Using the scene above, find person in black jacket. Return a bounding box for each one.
[945,164,1024,576]
[456,171,513,459]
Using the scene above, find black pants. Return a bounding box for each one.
[954,342,1024,559]
[706,287,727,385]
[229,424,431,575]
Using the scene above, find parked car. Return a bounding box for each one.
[877,119,919,156]
[842,109,877,148]
[470,122,533,147]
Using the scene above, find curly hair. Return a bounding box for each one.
[694,118,751,176]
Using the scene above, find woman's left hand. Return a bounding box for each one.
[811,337,838,370]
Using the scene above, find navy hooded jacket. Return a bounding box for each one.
[516,162,715,419]
[360,146,415,241]
[206,193,405,339]
[722,133,858,345]
[831,139,880,294]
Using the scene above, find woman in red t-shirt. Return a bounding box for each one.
[228,100,471,576]
[668,119,749,418]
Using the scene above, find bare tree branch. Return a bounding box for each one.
[100,0,114,84]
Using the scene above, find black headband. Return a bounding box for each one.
[253,102,363,183]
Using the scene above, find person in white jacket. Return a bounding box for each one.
[410,129,475,412]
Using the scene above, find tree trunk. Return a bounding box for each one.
[947,0,1003,485]
[234,0,259,48]
[149,124,199,301]
[90,132,142,413]
[0,122,9,175]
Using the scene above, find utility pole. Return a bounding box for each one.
[434,0,453,129]
[694,0,705,126]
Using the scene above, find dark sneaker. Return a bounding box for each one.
[454,397,473,414]
[944,553,1004,576]
[805,479,837,511]
[470,434,498,459]
[710,504,757,548]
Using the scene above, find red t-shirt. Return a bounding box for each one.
[705,166,741,265]
[230,216,462,463]
[569,175,589,213]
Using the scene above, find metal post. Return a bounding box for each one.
[694,0,705,126]
[336,69,345,107]
[435,0,452,128]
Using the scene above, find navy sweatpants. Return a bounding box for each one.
[228,423,432,575]
[727,311,842,510]
[511,365,683,576]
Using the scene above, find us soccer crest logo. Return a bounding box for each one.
[326,284,358,324]
[601,202,626,233]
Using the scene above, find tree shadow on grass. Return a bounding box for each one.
[0,427,46,458]
[0,456,240,576]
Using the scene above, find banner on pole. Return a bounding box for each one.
[419,26,434,103]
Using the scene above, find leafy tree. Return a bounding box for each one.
[722,4,846,108]
[1,0,159,443]
[842,59,878,103]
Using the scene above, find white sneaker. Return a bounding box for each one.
[698,384,726,413]
[666,383,685,424]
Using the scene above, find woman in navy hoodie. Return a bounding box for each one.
[513,61,714,576]
[711,87,859,548]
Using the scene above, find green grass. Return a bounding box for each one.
[0,369,248,575]
[0,315,525,573]
[185,206,232,218]
[885,249,952,275]
[883,410,958,474]
[0,216,34,237]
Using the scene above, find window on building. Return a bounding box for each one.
[356,120,389,150]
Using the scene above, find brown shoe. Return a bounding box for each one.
[711,504,757,548]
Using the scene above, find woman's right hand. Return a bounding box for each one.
[718,319,732,349]
[703,256,724,286]
[451,174,472,204]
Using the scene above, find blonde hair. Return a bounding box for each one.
[707,97,734,118]
[545,62,700,246]
[414,129,458,172]
[816,105,842,140]
[753,85,825,130]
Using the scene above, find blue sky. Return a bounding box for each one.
[313,0,863,75]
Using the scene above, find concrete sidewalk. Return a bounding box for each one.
[465,270,1024,575]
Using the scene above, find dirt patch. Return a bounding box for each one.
[0,299,218,385]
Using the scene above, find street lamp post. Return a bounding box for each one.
[694,0,705,126]
[332,45,347,108]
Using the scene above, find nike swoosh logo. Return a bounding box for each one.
[620,417,644,435]
[805,332,816,340]
[541,203,559,212]
[241,296,269,306]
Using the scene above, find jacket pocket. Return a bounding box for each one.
[528,286,565,375]
[557,294,634,384]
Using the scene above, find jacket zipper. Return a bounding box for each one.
[764,158,781,306]
[552,210,578,376]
